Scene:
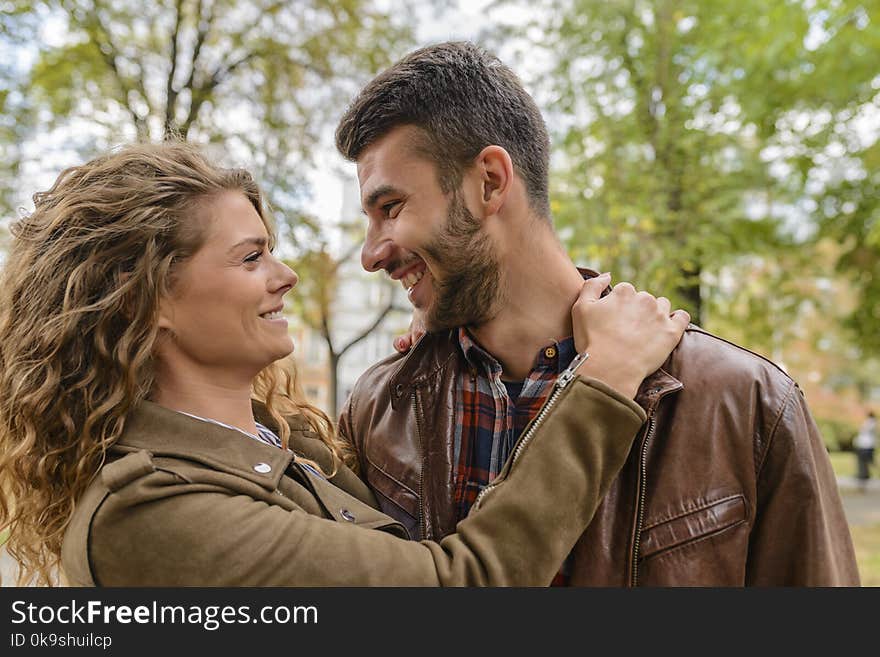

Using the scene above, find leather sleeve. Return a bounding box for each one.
[88,379,646,586]
[336,384,365,477]
[747,382,860,586]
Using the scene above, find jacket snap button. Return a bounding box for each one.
[340,508,356,522]
[253,462,272,474]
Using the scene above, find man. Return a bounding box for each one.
[334,41,859,585]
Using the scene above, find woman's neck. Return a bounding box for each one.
[151,371,258,436]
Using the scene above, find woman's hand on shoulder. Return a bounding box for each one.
[572,273,689,399]
[393,309,427,354]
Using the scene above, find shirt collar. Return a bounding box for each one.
[456,327,576,377]
[455,267,601,375]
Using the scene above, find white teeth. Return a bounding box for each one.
[261,310,283,320]
[401,269,424,291]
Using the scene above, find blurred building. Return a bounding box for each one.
[291,177,411,418]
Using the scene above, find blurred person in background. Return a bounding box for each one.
[855,410,877,491]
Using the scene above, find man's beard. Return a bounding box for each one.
[421,194,504,331]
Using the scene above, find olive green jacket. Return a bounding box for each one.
[61,377,646,586]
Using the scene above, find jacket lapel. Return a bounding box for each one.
[117,401,294,490]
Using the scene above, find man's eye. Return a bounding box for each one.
[382,201,401,217]
[244,251,262,263]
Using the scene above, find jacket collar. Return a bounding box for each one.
[386,328,684,414]
[389,266,607,401]
[388,330,461,410]
[113,400,295,491]
[387,329,683,412]
[634,367,683,414]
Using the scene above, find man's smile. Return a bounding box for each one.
[388,257,429,293]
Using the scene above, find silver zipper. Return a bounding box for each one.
[555,350,590,390]
[473,351,590,508]
[630,416,655,587]
[413,392,427,540]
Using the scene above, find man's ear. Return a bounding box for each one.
[475,145,514,216]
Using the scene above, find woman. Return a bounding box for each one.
[0,142,688,586]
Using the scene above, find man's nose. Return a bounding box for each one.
[361,229,394,273]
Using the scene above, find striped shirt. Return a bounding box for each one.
[178,411,325,479]
[453,328,577,585]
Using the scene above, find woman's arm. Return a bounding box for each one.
[87,377,643,586]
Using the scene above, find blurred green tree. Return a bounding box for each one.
[1,0,412,242]
[0,0,420,414]
[511,0,878,349]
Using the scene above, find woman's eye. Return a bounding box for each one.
[244,251,262,263]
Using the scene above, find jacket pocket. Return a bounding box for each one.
[639,494,747,561]
[359,461,420,539]
[306,468,409,538]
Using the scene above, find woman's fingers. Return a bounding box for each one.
[394,310,427,353]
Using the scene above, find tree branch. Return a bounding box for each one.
[81,2,153,138]
[618,12,658,148]
[164,0,184,137]
[337,301,394,358]
[180,50,258,136]
[320,312,336,356]
[182,0,212,93]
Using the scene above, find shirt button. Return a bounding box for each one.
[340,508,356,522]
[253,462,272,474]
[544,346,557,359]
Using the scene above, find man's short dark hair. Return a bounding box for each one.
[335,41,551,219]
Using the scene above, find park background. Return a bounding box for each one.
[1,0,878,584]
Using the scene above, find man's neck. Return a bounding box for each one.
[468,238,585,381]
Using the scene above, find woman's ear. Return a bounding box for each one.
[156,297,174,331]
[117,270,171,328]
[116,271,137,322]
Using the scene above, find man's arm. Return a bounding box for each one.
[337,390,365,477]
[748,382,860,585]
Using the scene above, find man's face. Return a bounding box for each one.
[357,126,504,331]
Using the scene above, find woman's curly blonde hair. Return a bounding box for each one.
[0,141,346,585]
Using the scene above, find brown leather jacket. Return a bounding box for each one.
[339,325,860,586]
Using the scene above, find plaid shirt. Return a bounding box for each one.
[452,327,578,585]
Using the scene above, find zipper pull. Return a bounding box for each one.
[556,350,590,389]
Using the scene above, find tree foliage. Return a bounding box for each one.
[1,0,413,247]
[1,0,419,415]
[514,0,879,350]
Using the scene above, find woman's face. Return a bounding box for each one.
[156,190,298,380]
